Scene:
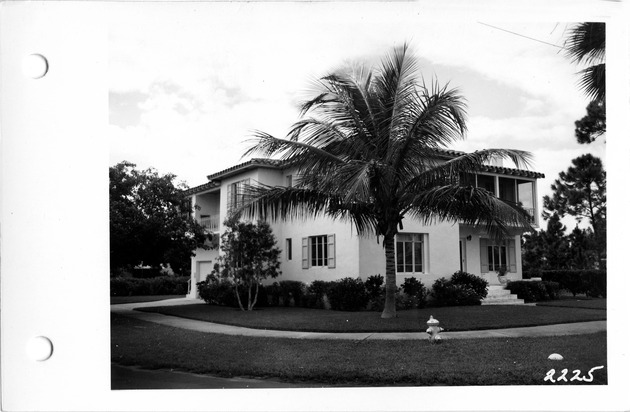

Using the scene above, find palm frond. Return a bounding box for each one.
[564,22,606,66]
[238,184,380,236]
[577,63,605,102]
[406,185,533,240]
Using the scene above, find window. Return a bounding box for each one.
[498,177,516,203]
[302,234,335,269]
[286,238,292,261]
[395,233,424,273]
[286,175,293,187]
[226,178,250,211]
[477,174,496,195]
[480,238,517,273]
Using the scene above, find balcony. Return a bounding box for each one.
[199,215,220,232]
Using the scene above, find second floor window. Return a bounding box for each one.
[226,178,250,212]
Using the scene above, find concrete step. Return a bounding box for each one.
[481,298,525,305]
[481,286,525,305]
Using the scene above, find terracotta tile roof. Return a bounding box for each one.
[186,150,544,195]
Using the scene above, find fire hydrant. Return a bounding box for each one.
[426,315,443,344]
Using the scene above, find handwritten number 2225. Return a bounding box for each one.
[544,366,604,383]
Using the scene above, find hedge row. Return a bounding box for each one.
[110,276,189,296]
[539,270,606,297]
[506,280,560,303]
[197,271,489,311]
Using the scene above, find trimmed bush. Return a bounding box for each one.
[278,280,306,307]
[365,275,384,299]
[197,275,239,306]
[430,272,488,306]
[541,270,606,297]
[110,276,189,296]
[326,277,369,311]
[451,271,488,298]
[399,277,428,309]
[506,280,560,303]
[303,280,334,309]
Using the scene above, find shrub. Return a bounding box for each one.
[399,277,428,309]
[430,272,488,306]
[326,277,369,311]
[197,275,250,307]
[365,275,384,299]
[506,281,560,303]
[451,271,488,299]
[277,280,306,306]
[110,276,189,296]
[303,280,334,309]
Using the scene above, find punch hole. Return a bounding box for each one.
[26,336,54,361]
[23,54,49,79]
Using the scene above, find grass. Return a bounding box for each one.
[110,295,186,305]
[111,313,607,386]
[137,301,606,333]
[535,298,606,310]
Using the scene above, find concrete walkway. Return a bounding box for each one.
[111,297,606,341]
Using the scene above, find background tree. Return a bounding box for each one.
[212,218,281,311]
[109,161,209,276]
[521,230,546,274]
[541,213,570,270]
[567,225,597,269]
[543,154,606,267]
[574,100,605,144]
[564,22,605,144]
[241,45,533,319]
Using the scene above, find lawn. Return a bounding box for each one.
[136,301,606,333]
[111,295,186,305]
[535,298,606,310]
[111,313,607,386]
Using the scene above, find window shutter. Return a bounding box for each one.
[480,238,489,273]
[302,237,309,269]
[327,234,336,268]
[508,239,517,273]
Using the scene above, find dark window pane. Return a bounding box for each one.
[500,246,507,269]
[477,175,496,195]
[499,177,516,203]
[414,241,422,272]
[487,246,494,271]
[404,242,412,272]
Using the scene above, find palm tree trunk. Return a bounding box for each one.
[381,235,397,319]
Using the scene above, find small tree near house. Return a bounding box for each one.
[212,217,281,311]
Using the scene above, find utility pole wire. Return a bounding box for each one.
[478,22,566,50]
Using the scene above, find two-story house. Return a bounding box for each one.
[184,152,544,300]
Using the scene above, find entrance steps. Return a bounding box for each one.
[481,285,525,305]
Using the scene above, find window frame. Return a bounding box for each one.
[302,234,335,269]
[395,233,425,274]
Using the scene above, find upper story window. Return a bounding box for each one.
[286,175,293,187]
[226,178,250,212]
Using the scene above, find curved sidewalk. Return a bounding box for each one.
[111,297,606,341]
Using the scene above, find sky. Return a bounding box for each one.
[108,2,607,230]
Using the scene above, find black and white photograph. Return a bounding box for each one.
[109,0,610,389]
[2,1,628,411]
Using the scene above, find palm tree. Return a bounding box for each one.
[241,45,534,318]
[564,22,605,102]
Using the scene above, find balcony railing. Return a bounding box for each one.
[199,215,220,232]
